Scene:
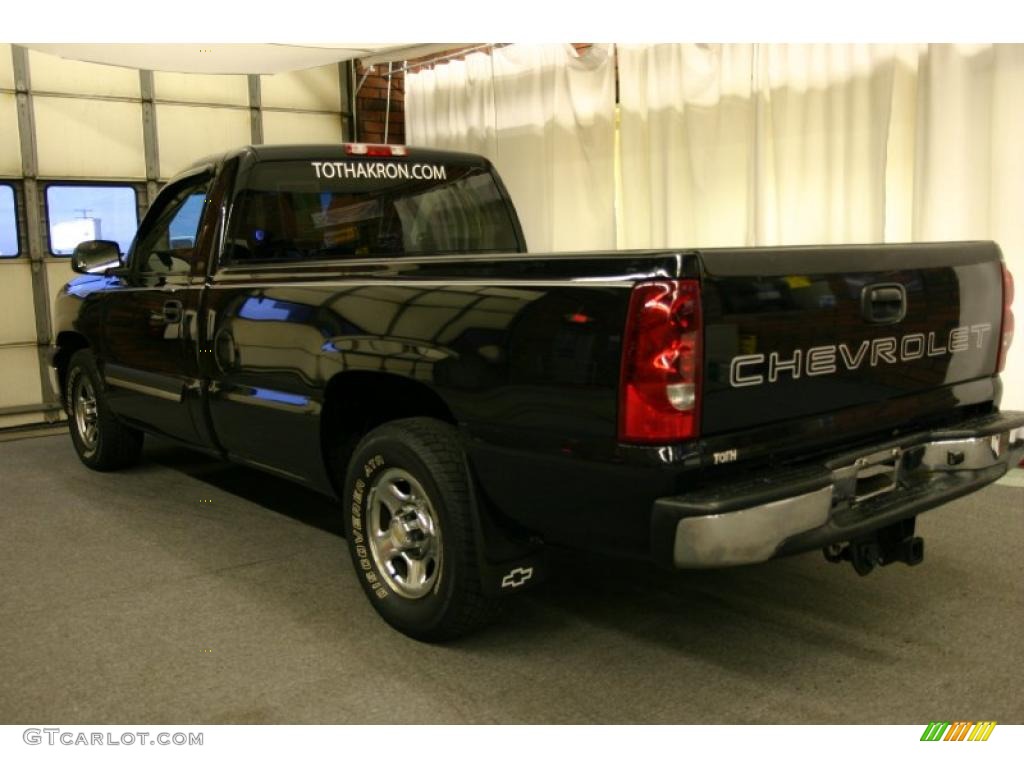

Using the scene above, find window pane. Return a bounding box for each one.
[135,179,209,274]
[228,161,521,263]
[168,192,206,249]
[46,185,137,256]
[0,185,17,257]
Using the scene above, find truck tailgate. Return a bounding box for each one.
[698,242,1005,437]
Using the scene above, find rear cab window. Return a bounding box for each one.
[224,155,523,264]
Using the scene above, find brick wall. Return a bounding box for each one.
[354,62,405,145]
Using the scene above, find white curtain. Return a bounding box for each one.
[406,44,616,252]
[404,51,498,160]
[617,44,757,249]
[753,45,902,246]
[619,43,1024,409]
[618,43,904,248]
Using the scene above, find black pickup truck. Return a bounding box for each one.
[50,143,1023,640]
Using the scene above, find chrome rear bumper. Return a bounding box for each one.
[654,412,1024,568]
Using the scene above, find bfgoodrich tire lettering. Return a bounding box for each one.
[343,417,500,641]
[65,349,144,471]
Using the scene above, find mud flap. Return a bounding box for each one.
[464,456,547,597]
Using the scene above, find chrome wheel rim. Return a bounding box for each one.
[367,468,442,599]
[73,376,99,454]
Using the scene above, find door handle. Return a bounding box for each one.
[150,299,184,324]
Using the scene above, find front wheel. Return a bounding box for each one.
[342,418,500,641]
[65,349,144,471]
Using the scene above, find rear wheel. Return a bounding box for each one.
[65,349,143,471]
[342,417,500,641]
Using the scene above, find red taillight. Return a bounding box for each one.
[997,263,1015,373]
[618,280,702,444]
[344,143,408,157]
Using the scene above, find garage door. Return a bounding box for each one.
[0,44,350,430]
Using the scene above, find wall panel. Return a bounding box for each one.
[0,44,14,89]
[262,110,344,144]
[35,97,145,179]
[157,105,250,178]
[262,65,341,111]
[0,263,38,344]
[0,347,43,409]
[0,413,48,430]
[28,50,139,98]
[154,72,249,106]
[0,94,21,175]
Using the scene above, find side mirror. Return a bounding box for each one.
[71,240,122,275]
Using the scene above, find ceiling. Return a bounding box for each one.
[22,43,459,75]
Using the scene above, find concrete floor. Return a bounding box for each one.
[0,431,1021,724]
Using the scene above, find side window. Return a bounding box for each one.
[134,176,211,274]
[45,184,138,256]
[0,184,17,258]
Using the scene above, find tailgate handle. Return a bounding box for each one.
[861,284,907,324]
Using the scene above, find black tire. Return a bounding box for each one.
[65,349,144,471]
[342,417,500,641]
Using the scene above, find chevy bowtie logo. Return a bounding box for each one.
[500,567,534,589]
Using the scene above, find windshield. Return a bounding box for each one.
[226,159,522,262]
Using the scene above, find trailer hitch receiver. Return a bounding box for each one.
[823,518,923,576]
